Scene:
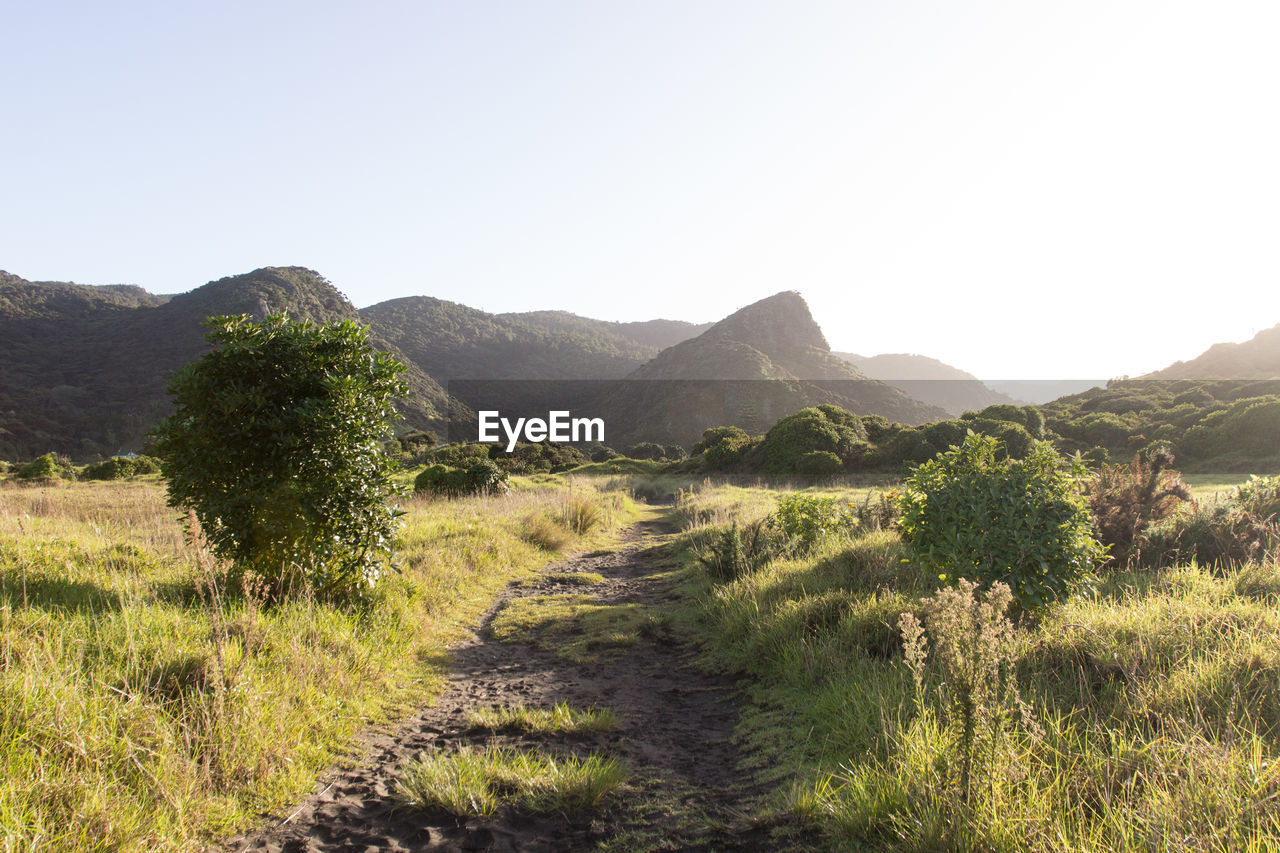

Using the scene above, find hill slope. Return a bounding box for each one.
[360,297,707,384]
[835,352,1022,414]
[0,268,462,461]
[1146,323,1280,380]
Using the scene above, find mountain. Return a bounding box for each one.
[360,297,708,384]
[592,292,948,447]
[834,352,1022,415]
[1145,323,1280,380]
[0,267,462,461]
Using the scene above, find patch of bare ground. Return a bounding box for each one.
[221,518,813,852]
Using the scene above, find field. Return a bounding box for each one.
[0,476,634,851]
[2,467,1279,851]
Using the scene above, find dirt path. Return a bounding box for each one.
[222,517,807,852]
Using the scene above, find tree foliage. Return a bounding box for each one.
[151,314,408,601]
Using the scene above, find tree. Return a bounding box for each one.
[151,314,408,601]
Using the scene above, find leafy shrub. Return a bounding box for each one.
[775,494,851,548]
[663,444,687,461]
[415,461,509,498]
[898,434,1103,609]
[753,406,866,474]
[151,314,408,601]
[1086,448,1192,567]
[466,460,510,494]
[796,450,843,477]
[81,455,160,480]
[692,426,760,471]
[16,453,75,481]
[625,442,667,461]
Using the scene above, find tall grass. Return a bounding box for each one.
[0,478,635,851]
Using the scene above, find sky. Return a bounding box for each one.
[4,1,1278,380]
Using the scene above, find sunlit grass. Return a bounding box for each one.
[467,701,617,734]
[0,477,636,851]
[397,745,627,817]
[672,477,1280,851]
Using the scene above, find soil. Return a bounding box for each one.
[220,518,813,852]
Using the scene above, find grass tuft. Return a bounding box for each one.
[467,701,617,734]
[397,745,627,817]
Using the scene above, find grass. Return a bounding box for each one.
[489,594,671,663]
[397,744,627,817]
[467,701,617,734]
[669,478,1280,852]
[0,477,636,851]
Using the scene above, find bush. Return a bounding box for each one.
[1086,448,1192,567]
[151,314,408,601]
[625,442,667,461]
[692,426,760,471]
[16,453,74,481]
[414,462,509,498]
[81,455,159,480]
[796,450,843,477]
[898,433,1103,609]
[775,494,851,548]
[753,406,866,474]
[854,489,902,531]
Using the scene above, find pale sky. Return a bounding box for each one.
[4,1,1278,380]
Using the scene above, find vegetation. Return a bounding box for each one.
[467,702,617,735]
[415,460,510,498]
[397,745,627,817]
[14,452,76,480]
[152,314,409,601]
[0,267,457,462]
[0,477,633,850]
[81,454,161,480]
[899,433,1104,609]
[1086,447,1193,566]
[671,476,1280,851]
[1042,379,1280,471]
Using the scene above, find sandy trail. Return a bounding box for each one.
[222,517,804,852]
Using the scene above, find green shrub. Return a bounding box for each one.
[16,453,74,481]
[625,442,666,461]
[796,450,843,477]
[151,314,408,601]
[465,460,510,494]
[753,406,867,474]
[414,461,509,498]
[898,433,1103,609]
[775,494,851,548]
[693,426,760,471]
[853,489,902,531]
[81,455,159,480]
